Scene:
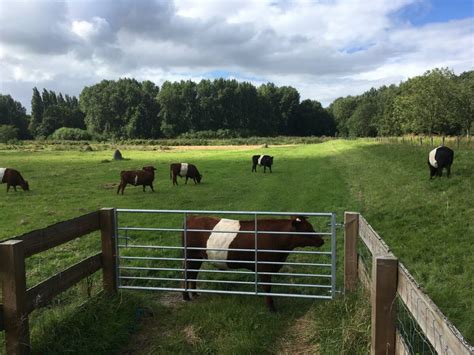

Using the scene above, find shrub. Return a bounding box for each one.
[50,127,92,141]
[0,124,19,142]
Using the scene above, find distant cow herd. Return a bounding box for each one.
[0,147,458,193]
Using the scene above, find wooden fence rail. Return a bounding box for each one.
[344,212,473,355]
[0,208,117,355]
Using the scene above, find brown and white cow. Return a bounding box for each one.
[117,166,156,195]
[181,216,324,311]
[170,163,202,186]
[0,168,29,192]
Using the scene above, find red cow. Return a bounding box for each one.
[170,163,202,186]
[0,168,29,192]
[181,216,324,311]
[117,166,156,195]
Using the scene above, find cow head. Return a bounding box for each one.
[21,180,29,191]
[291,216,324,248]
[270,156,274,165]
[196,174,202,183]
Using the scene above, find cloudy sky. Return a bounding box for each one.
[0,0,473,111]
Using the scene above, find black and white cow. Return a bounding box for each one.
[252,155,273,173]
[170,163,202,185]
[428,146,454,179]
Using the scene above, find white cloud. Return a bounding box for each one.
[0,0,472,110]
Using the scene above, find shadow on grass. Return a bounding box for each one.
[30,292,154,355]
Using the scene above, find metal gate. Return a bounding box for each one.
[114,209,337,300]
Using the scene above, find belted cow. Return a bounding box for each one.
[428,146,454,179]
[170,163,202,186]
[252,155,273,173]
[0,168,29,192]
[117,166,156,194]
[181,216,324,311]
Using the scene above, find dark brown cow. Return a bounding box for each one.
[0,168,29,192]
[170,163,202,186]
[117,166,156,195]
[182,216,324,311]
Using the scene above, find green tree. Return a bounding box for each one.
[80,78,160,139]
[295,99,335,136]
[456,71,474,136]
[0,94,29,139]
[393,68,460,135]
[30,87,44,137]
[0,125,19,142]
[329,96,358,136]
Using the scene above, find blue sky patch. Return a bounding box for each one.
[394,0,473,26]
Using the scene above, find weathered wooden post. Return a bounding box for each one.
[100,208,117,293]
[371,255,398,355]
[0,240,30,354]
[344,212,359,292]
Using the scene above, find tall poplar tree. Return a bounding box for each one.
[30,87,44,137]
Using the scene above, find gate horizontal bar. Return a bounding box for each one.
[118,256,332,267]
[118,285,333,299]
[116,208,334,217]
[117,226,332,236]
[118,244,332,255]
[119,275,332,289]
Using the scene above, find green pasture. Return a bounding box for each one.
[0,139,472,353]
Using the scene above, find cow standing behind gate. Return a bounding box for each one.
[252,155,273,173]
[170,163,202,185]
[181,216,324,311]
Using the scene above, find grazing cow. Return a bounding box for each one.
[0,168,29,192]
[117,166,156,195]
[170,163,202,186]
[428,146,454,179]
[252,155,273,173]
[181,216,324,311]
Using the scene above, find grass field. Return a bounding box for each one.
[0,139,472,353]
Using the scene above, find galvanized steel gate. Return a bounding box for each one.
[114,209,337,301]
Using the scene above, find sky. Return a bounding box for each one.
[0,0,473,112]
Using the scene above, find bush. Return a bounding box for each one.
[50,127,92,141]
[0,124,19,142]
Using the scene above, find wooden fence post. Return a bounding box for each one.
[371,255,398,355]
[100,208,117,293]
[344,212,359,292]
[0,240,30,354]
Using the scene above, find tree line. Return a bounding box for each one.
[329,68,473,137]
[0,67,472,142]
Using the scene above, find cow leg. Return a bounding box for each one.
[182,259,202,301]
[150,183,155,192]
[258,274,276,312]
[6,184,10,192]
[14,185,17,192]
[447,165,451,178]
[185,176,189,184]
[263,166,266,173]
[252,164,256,172]
[143,185,146,192]
[173,175,178,186]
[120,182,127,194]
[269,166,272,173]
